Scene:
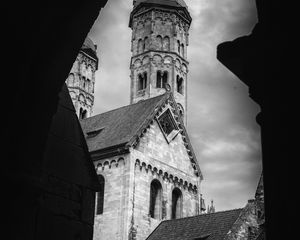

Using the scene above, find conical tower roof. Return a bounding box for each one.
[135,0,188,9]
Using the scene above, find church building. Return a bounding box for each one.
[67,1,204,240]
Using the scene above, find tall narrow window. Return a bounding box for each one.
[156,35,163,50]
[144,36,148,51]
[149,180,162,219]
[156,71,168,88]
[162,71,168,88]
[138,73,147,91]
[177,40,180,54]
[156,71,162,88]
[138,39,144,54]
[79,108,87,120]
[181,43,185,57]
[177,76,183,94]
[172,188,182,219]
[163,36,170,51]
[96,175,105,215]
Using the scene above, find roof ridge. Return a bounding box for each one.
[81,94,166,122]
[160,208,244,224]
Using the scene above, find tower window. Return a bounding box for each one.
[172,188,183,219]
[144,36,148,51]
[177,40,180,54]
[177,103,184,119]
[181,43,185,57]
[149,180,162,219]
[138,72,147,91]
[96,175,105,215]
[156,71,168,88]
[163,36,170,51]
[138,39,144,54]
[156,35,163,50]
[79,108,87,120]
[176,76,184,94]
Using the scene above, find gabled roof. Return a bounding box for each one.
[80,94,166,152]
[80,92,202,178]
[146,209,243,240]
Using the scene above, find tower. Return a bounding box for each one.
[129,0,192,125]
[66,37,98,119]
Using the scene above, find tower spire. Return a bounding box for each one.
[129,0,191,125]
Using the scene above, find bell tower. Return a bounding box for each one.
[129,0,192,125]
[66,37,98,119]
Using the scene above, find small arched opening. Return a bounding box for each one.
[149,179,162,219]
[96,175,105,215]
[171,187,183,219]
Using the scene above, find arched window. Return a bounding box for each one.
[156,71,162,88]
[144,36,149,51]
[181,43,185,57]
[177,40,181,54]
[96,175,105,215]
[149,180,162,219]
[177,76,184,94]
[156,71,168,88]
[162,71,168,88]
[177,103,184,119]
[138,39,144,54]
[172,188,182,219]
[79,108,87,120]
[156,35,163,50]
[138,73,147,91]
[163,36,170,51]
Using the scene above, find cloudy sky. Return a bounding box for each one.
[88,0,262,211]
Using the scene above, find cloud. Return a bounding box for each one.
[88,0,261,211]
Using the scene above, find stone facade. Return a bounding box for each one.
[92,110,201,240]
[66,37,98,119]
[129,1,192,125]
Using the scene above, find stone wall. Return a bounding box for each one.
[130,118,201,240]
[93,155,132,240]
[91,110,201,240]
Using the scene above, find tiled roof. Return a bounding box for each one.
[146,209,243,240]
[80,94,167,153]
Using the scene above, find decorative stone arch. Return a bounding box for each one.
[134,59,142,68]
[149,179,163,219]
[78,94,86,103]
[175,58,181,68]
[142,55,150,65]
[164,55,173,64]
[153,54,163,64]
